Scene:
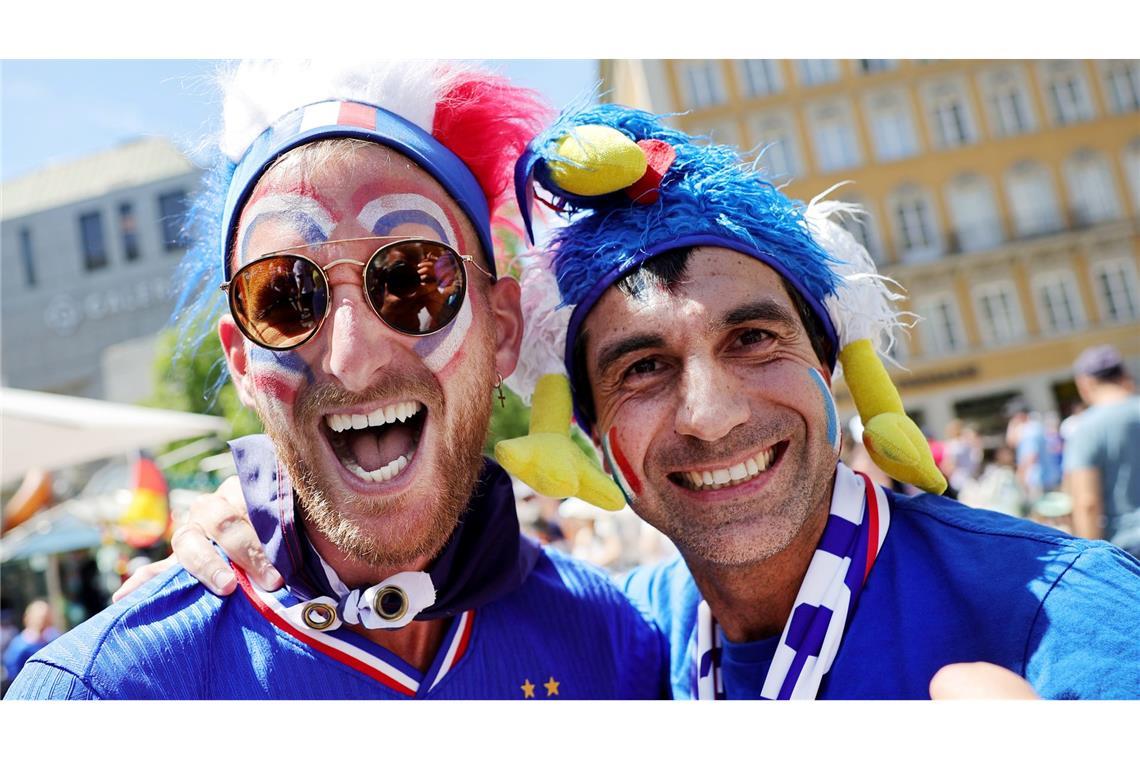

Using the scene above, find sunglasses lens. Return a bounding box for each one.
[364,241,466,335]
[231,255,327,349]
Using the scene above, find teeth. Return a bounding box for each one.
[347,454,410,483]
[326,401,423,434]
[680,446,778,491]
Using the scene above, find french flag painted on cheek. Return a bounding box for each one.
[249,347,316,406]
[601,427,640,503]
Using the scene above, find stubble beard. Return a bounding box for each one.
[638,415,836,568]
[255,345,494,569]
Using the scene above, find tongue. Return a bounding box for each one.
[347,426,414,472]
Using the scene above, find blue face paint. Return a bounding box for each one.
[809,367,840,452]
[236,194,335,265]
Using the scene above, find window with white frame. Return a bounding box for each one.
[1099,60,1140,114]
[796,59,840,87]
[889,185,942,261]
[1064,150,1122,225]
[865,89,919,161]
[1040,61,1095,125]
[1091,256,1140,323]
[737,60,783,99]
[915,292,968,355]
[973,280,1026,346]
[808,100,862,173]
[1125,140,1140,212]
[858,59,897,75]
[1005,161,1063,236]
[979,67,1036,137]
[834,197,885,263]
[924,80,977,149]
[750,113,801,179]
[1033,270,1086,334]
[946,174,1003,252]
[678,61,727,109]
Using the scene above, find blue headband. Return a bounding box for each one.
[221,99,495,279]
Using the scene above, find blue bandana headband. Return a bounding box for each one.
[220,99,496,279]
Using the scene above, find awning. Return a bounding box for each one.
[1,387,231,484]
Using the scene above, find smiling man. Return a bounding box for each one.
[511,104,1140,699]
[5,63,665,700]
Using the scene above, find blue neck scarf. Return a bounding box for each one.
[229,434,540,627]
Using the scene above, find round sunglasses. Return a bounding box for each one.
[220,236,494,351]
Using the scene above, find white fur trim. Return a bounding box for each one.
[504,252,572,405]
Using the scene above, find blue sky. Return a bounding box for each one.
[1,60,600,181]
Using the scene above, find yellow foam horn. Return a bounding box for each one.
[548,125,647,197]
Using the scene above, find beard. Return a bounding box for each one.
[254,341,495,569]
[637,412,835,568]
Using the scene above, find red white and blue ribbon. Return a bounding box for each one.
[236,566,475,697]
[694,463,889,700]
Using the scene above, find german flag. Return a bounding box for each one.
[119,453,169,548]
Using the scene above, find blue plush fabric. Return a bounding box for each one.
[623,488,1140,699]
[524,104,840,323]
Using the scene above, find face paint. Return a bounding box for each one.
[234,193,336,265]
[808,367,841,453]
[411,294,472,374]
[356,193,458,246]
[248,347,316,424]
[601,426,641,502]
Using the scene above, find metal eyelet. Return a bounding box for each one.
[373,586,409,622]
[301,602,338,631]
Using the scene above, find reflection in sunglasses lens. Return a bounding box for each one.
[366,242,464,335]
[236,256,326,348]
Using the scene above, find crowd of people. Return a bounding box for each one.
[844,343,1138,558]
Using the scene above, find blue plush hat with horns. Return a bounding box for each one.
[495,104,947,510]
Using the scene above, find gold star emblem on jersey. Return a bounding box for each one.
[521,679,536,698]
[544,676,560,697]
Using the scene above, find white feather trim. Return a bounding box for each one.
[804,190,914,364]
[505,253,572,406]
[219,59,462,163]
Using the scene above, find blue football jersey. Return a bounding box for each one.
[623,488,1140,699]
[7,548,668,700]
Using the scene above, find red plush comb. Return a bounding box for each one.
[624,139,677,205]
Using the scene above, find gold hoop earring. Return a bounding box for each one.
[495,373,506,408]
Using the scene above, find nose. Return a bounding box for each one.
[674,357,749,442]
[320,280,394,393]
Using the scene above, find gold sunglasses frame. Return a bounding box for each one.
[219,236,495,351]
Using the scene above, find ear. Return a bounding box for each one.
[485,276,524,380]
[219,316,257,408]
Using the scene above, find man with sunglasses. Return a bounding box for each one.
[5,61,666,700]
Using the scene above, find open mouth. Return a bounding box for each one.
[324,400,427,484]
[669,441,787,492]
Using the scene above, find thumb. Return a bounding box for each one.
[929,662,1038,699]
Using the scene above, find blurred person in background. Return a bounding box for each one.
[1006,399,1061,505]
[958,446,1026,519]
[941,419,982,498]
[1065,345,1140,558]
[2,601,58,688]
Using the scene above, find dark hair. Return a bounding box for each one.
[570,247,835,427]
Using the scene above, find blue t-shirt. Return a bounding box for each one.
[623,489,1140,699]
[3,632,55,684]
[1063,396,1140,546]
[6,548,667,700]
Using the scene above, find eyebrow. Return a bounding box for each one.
[718,298,801,332]
[595,333,666,377]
